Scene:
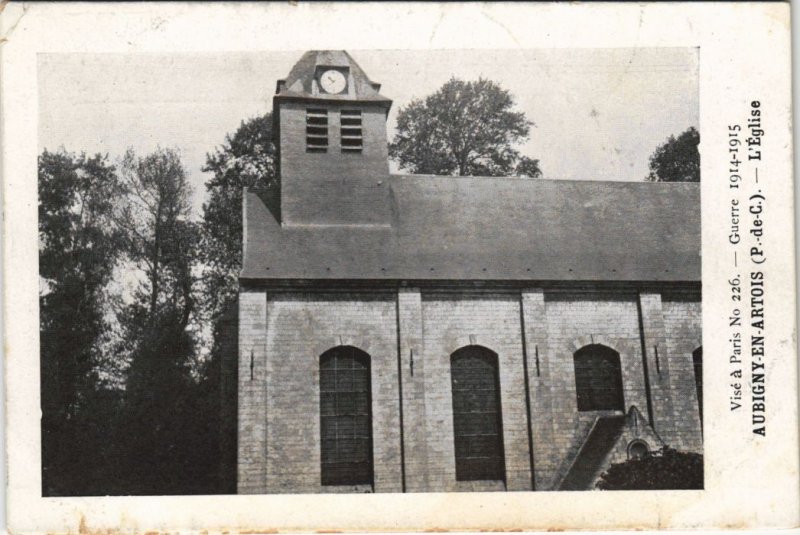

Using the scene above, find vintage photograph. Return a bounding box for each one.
[38,47,703,497]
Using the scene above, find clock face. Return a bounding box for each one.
[320,69,347,94]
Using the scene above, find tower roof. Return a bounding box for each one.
[274,50,392,106]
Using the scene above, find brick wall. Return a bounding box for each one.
[420,292,532,491]
[218,298,239,493]
[521,289,555,489]
[661,295,703,452]
[261,292,402,494]
[538,292,646,488]
[234,286,702,493]
[397,288,426,491]
[237,289,268,493]
[279,101,392,226]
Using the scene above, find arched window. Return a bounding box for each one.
[573,344,624,412]
[319,346,373,486]
[693,347,703,422]
[450,346,505,482]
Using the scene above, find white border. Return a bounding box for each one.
[2,2,796,532]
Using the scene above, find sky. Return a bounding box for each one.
[38,48,698,217]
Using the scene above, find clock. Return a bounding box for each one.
[319,69,347,94]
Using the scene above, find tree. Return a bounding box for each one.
[116,148,197,327]
[114,147,208,493]
[645,127,700,182]
[39,146,225,495]
[190,114,277,494]
[515,156,543,179]
[389,78,537,177]
[38,149,126,495]
[39,149,124,417]
[596,446,703,490]
[201,113,276,321]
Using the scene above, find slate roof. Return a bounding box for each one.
[274,50,392,106]
[241,175,700,283]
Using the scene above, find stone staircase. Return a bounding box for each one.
[558,415,626,490]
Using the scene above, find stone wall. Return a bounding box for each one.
[218,298,239,494]
[237,289,268,494]
[263,292,402,494]
[419,292,531,491]
[662,294,703,452]
[536,291,647,489]
[233,286,702,493]
[279,101,392,226]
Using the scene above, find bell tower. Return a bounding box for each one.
[273,50,393,226]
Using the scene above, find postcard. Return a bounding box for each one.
[2,2,796,532]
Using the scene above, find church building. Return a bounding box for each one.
[220,50,703,494]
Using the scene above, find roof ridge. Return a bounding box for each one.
[388,173,700,185]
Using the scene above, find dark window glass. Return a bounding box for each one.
[319,346,373,486]
[693,347,703,423]
[450,346,505,482]
[573,344,624,411]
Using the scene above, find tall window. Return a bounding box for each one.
[450,346,505,482]
[573,344,624,412]
[306,108,328,152]
[319,346,373,486]
[693,347,703,422]
[340,110,363,152]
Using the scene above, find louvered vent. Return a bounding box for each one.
[340,110,363,152]
[306,108,328,152]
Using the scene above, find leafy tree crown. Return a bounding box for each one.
[646,126,700,182]
[596,446,703,490]
[389,77,535,177]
